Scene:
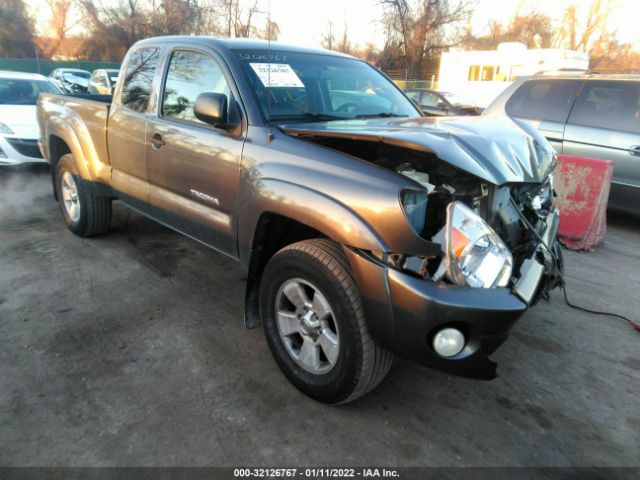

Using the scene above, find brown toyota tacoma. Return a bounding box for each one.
[37,36,563,404]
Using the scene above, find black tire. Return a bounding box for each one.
[260,239,394,404]
[55,154,111,237]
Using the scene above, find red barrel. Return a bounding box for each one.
[554,155,615,250]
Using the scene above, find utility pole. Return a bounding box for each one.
[35,47,41,74]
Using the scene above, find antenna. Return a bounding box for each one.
[267,0,272,142]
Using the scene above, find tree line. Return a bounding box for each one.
[1,0,637,71]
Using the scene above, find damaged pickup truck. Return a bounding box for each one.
[37,36,562,404]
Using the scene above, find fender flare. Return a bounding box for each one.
[46,114,110,184]
[238,179,391,329]
[237,178,389,266]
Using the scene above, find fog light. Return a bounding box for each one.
[433,328,465,357]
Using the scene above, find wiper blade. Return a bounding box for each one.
[355,113,408,119]
[270,112,347,122]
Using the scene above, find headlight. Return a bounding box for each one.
[444,201,512,288]
[401,190,428,235]
[0,122,14,135]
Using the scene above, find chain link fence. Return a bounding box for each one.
[382,66,438,90]
[381,66,440,90]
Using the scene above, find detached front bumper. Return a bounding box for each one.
[345,210,560,380]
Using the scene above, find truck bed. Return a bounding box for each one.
[63,93,113,103]
[37,93,112,177]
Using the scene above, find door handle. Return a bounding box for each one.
[630,145,640,157]
[149,133,165,149]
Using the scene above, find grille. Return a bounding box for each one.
[6,138,42,158]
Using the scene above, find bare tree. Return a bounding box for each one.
[321,21,352,53]
[147,0,204,35]
[43,0,78,58]
[218,0,259,38]
[0,0,36,57]
[381,0,473,70]
[321,21,335,50]
[555,0,614,52]
[262,19,280,41]
[337,22,352,54]
[77,0,145,61]
[460,8,554,50]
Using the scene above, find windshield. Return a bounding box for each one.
[235,50,420,122]
[0,78,61,105]
[440,91,473,106]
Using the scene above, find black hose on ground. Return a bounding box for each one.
[509,197,639,332]
[560,279,640,332]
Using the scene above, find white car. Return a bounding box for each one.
[0,71,62,165]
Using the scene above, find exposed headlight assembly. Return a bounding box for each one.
[0,122,14,135]
[401,189,428,235]
[443,201,512,288]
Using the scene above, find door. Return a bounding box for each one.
[505,79,583,152]
[563,80,640,210]
[147,49,245,256]
[107,47,161,213]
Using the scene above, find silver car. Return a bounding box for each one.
[48,68,91,94]
[484,72,640,214]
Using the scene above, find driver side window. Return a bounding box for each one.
[162,50,232,124]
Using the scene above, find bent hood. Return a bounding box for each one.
[64,74,89,88]
[282,115,556,185]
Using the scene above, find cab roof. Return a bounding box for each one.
[133,36,354,59]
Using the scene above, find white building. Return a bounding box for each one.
[438,42,590,108]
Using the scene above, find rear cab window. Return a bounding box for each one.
[568,80,640,134]
[506,79,582,123]
[120,48,160,113]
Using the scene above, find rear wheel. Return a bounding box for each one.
[55,154,111,237]
[260,239,394,404]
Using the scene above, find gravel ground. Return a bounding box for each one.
[1,164,638,467]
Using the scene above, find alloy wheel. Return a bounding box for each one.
[275,278,340,374]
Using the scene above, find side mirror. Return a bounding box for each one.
[437,101,448,110]
[194,92,228,127]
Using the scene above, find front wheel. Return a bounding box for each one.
[55,154,111,237]
[260,239,394,404]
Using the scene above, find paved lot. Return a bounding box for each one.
[0,164,638,467]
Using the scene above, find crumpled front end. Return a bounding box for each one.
[284,116,563,378]
[344,173,563,379]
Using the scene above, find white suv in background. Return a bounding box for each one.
[0,71,61,165]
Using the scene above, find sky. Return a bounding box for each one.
[29,0,639,50]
